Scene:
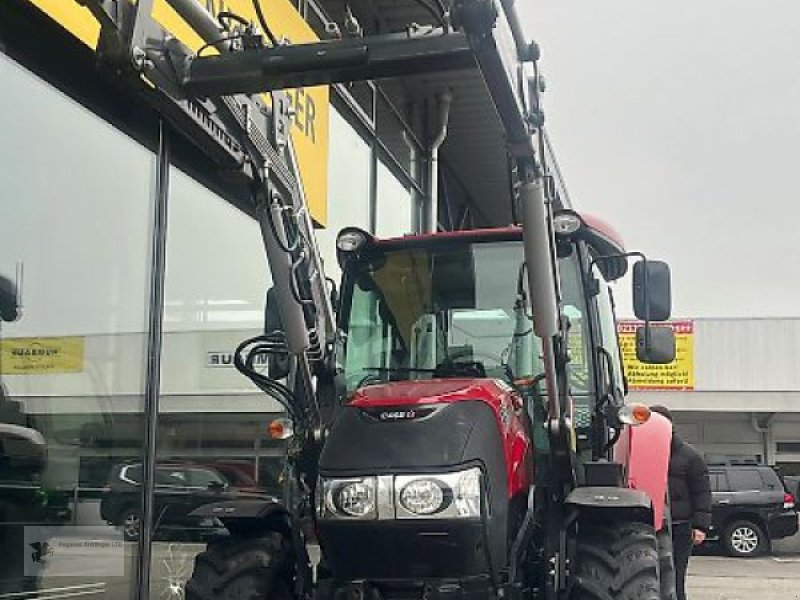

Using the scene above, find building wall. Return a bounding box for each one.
[629,318,800,473]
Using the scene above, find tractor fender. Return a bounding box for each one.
[189,497,291,533]
[623,412,672,530]
[566,487,653,523]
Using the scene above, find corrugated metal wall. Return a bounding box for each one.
[693,318,800,391]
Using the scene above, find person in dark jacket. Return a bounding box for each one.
[651,405,712,600]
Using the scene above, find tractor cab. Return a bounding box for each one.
[333,213,671,450]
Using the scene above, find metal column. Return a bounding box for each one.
[135,121,170,600]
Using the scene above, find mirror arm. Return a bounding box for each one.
[592,250,653,348]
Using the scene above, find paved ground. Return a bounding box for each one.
[688,555,800,600]
[29,531,800,599]
[688,532,800,600]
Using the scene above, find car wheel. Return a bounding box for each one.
[723,520,767,557]
[121,507,142,542]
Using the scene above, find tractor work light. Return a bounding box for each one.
[318,467,483,521]
[336,227,371,252]
[553,210,584,236]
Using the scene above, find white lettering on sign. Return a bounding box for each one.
[206,351,268,368]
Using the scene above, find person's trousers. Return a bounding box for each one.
[672,521,694,600]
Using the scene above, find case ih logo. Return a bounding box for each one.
[379,410,417,421]
[360,407,437,422]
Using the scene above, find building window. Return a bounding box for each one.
[0,52,155,597]
[375,159,413,239]
[316,106,372,281]
[147,166,284,597]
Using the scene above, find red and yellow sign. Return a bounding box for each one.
[617,320,694,391]
[25,0,330,225]
[0,336,85,374]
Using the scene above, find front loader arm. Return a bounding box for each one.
[78,0,569,449]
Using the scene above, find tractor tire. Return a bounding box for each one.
[570,521,661,600]
[185,532,294,600]
[656,518,677,600]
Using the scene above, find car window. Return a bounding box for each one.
[759,469,781,490]
[154,469,187,487]
[727,469,764,491]
[186,468,226,488]
[709,471,729,492]
[121,465,143,484]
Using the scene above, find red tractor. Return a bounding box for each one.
[71,0,678,598]
[192,213,677,600]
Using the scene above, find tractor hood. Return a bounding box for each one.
[349,377,513,410]
[319,378,513,477]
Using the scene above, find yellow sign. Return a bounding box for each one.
[0,337,85,374]
[25,0,330,225]
[618,320,694,391]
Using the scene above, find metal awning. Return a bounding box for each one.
[311,0,513,226]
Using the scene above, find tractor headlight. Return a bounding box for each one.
[322,477,377,520]
[399,479,447,515]
[395,467,482,520]
[317,467,482,521]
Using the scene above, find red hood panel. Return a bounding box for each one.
[348,378,533,498]
[349,378,511,409]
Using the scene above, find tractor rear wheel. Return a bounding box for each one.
[185,532,294,600]
[570,521,661,600]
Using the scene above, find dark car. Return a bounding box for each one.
[100,462,270,541]
[706,464,798,557]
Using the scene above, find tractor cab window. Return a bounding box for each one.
[593,270,625,398]
[341,240,589,394]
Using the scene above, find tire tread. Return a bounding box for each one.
[570,521,660,600]
[185,533,293,600]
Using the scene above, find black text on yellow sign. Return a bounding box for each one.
[0,337,86,374]
[617,320,694,391]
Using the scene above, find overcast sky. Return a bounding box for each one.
[520,1,800,318]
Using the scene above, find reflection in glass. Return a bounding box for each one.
[0,53,154,597]
[375,160,413,239]
[150,167,286,599]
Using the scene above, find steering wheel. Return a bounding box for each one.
[444,347,505,366]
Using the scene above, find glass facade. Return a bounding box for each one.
[0,10,424,598]
[0,53,154,597]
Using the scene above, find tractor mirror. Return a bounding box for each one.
[0,275,19,322]
[635,326,675,364]
[265,288,290,380]
[633,260,671,322]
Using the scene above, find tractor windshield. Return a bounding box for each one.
[340,240,588,394]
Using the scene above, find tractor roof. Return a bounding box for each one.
[376,213,625,254]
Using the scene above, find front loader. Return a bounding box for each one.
[73,1,677,598]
